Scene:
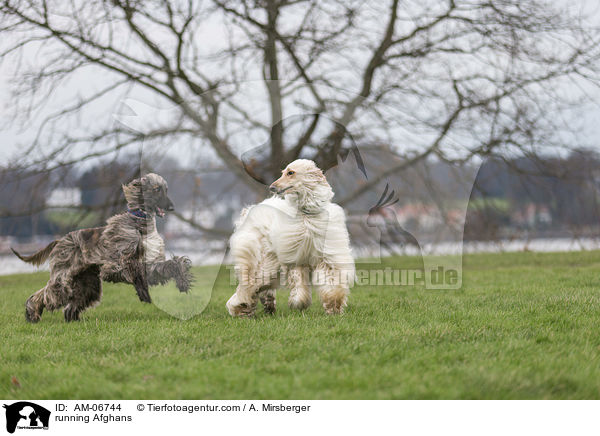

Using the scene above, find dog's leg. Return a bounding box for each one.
[258,286,276,314]
[25,279,66,323]
[172,256,193,292]
[99,262,128,284]
[25,288,46,323]
[120,261,151,303]
[287,266,312,311]
[63,304,81,322]
[131,263,151,303]
[226,285,259,318]
[226,274,260,318]
[146,257,193,293]
[101,261,151,303]
[226,263,261,317]
[227,253,280,317]
[313,262,349,315]
[63,266,103,322]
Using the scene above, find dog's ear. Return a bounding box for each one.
[312,166,329,185]
[122,178,143,203]
[122,178,140,191]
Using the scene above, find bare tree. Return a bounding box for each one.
[1,0,599,235]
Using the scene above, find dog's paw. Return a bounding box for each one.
[139,294,152,303]
[63,305,81,322]
[175,267,193,293]
[262,303,276,315]
[175,278,192,293]
[231,303,256,318]
[288,295,311,311]
[226,294,257,318]
[168,256,193,293]
[137,289,152,303]
[25,307,41,323]
[134,278,152,303]
[181,256,192,268]
[25,297,43,323]
[322,298,346,315]
[259,293,276,315]
[172,256,192,268]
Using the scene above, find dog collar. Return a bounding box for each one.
[128,208,148,219]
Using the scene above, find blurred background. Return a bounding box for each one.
[1,0,600,274]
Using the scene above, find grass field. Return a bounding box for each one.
[2,251,600,399]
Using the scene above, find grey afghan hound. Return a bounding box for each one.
[11,173,193,322]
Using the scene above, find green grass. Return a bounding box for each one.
[2,251,600,399]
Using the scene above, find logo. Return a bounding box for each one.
[3,402,50,434]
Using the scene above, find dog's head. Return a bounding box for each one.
[122,173,174,217]
[269,159,334,212]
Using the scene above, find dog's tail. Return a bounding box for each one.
[11,241,58,266]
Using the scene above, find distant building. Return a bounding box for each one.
[395,203,443,231]
[512,203,552,228]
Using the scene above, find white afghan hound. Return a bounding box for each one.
[226,159,354,317]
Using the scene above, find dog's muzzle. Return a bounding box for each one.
[156,197,175,217]
[269,185,291,195]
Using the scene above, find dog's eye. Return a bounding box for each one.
[287,170,295,176]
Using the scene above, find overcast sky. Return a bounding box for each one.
[1,0,599,169]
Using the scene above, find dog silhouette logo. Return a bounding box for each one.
[3,402,50,433]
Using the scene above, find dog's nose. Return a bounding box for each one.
[269,184,278,193]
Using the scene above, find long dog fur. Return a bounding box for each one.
[226,159,354,317]
[13,173,192,322]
